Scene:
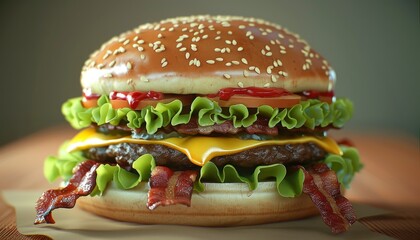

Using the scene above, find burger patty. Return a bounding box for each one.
[86,142,327,171]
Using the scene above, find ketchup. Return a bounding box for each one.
[208,87,291,101]
[302,90,335,99]
[82,88,100,100]
[109,91,164,109]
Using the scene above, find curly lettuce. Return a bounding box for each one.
[45,145,362,197]
[62,96,353,134]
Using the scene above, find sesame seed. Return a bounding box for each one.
[249,35,254,40]
[232,40,237,45]
[179,47,187,52]
[137,47,144,52]
[246,31,252,37]
[241,58,248,64]
[237,47,244,51]
[277,60,283,66]
[169,27,174,32]
[255,67,261,74]
[97,63,104,69]
[176,43,182,48]
[280,50,286,54]
[126,62,132,70]
[118,38,126,43]
[185,52,190,59]
[109,60,116,67]
[265,45,271,51]
[225,40,232,44]
[132,43,139,48]
[264,83,270,87]
[206,60,215,64]
[266,52,273,56]
[225,62,232,66]
[249,66,255,70]
[195,59,201,67]
[123,39,130,45]
[155,46,165,52]
[191,44,197,51]
[261,49,266,55]
[215,36,221,40]
[133,36,139,41]
[140,76,149,82]
[237,81,244,88]
[271,75,277,82]
[243,70,250,77]
[279,71,288,77]
[239,25,246,29]
[189,59,194,66]
[267,66,273,74]
[216,57,224,62]
[202,34,209,39]
[137,40,145,44]
[232,61,240,65]
[223,73,231,79]
[161,58,166,64]
[102,53,110,60]
[221,48,226,53]
[161,61,168,67]
[140,54,146,60]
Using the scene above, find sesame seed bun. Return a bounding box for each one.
[77,182,318,226]
[81,15,335,95]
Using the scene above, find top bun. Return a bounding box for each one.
[81,15,336,95]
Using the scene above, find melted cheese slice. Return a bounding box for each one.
[68,128,342,166]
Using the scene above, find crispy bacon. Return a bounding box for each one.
[147,166,198,210]
[298,163,356,233]
[34,160,100,224]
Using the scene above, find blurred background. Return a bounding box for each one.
[0,0,419,146]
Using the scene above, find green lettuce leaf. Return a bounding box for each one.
[62,96,353,134]
[46,145,362,197]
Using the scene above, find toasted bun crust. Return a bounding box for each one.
[77,182,318,226]
[81,15,335,95]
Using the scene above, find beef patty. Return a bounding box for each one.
[86,142,327,171]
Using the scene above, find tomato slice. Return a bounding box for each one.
[209,94,302,108]
[82,95,195,109]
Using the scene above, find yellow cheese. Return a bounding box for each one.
[68,128,342,166]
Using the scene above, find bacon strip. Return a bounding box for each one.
[147,166,198,210]
[298,163,356,233]
[34,160,100,224]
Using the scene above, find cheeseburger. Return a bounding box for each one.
[35,15,362,233]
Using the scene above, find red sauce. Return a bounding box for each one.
[302,90,335,98]
[109,91,164,109]
[82,88,100,100]
[208,87,291,100]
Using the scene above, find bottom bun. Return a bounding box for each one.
[77,182,319,226]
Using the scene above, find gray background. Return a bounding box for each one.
[0,0,419,146]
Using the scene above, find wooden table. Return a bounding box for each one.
[1,125,419,210]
